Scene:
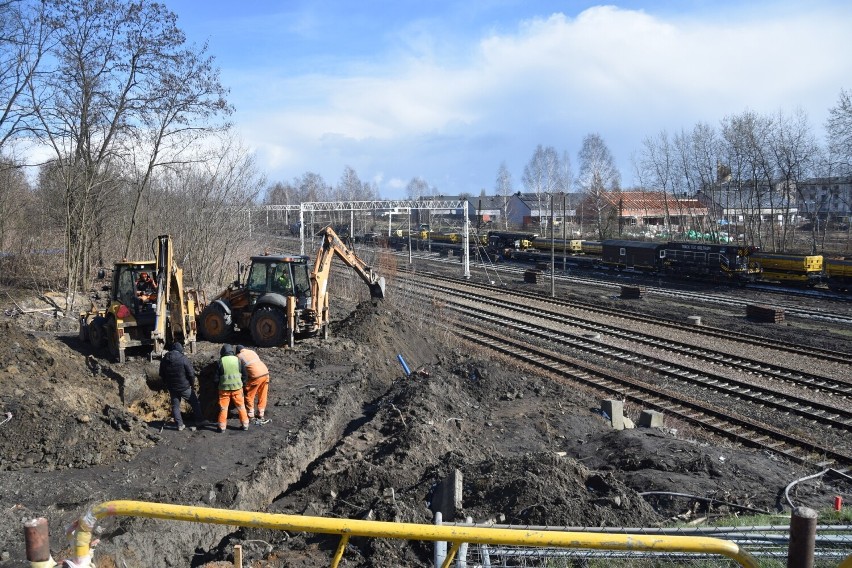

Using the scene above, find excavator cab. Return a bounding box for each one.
[245,255,312,308]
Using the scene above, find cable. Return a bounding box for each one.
[638,491,773,515]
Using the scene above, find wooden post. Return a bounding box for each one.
[787,506,817,568]
[233,543,243,568]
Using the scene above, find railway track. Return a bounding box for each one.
[450,321,852,468]
[387,269,852,469]
[397,249,852,326]
[410,279,852,406]
[398,264,852,367]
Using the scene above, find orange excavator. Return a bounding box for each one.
[79,235,201,362]
[198,226,385,348]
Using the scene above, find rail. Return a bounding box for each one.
[67,500,760,568]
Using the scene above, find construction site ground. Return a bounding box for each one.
[1,268,851,567]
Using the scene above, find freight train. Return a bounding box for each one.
[484,231,852,291]
[371,228,852,292]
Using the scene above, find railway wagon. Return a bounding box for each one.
[825,257,852,292]
[751,252,823,287]
[580,241,602,255]
[601,240,663,271]
[429,232,461,244]
[486,231,537,259]
[663,242,759,282]
[487,230,537,249]
[529,237,583,254]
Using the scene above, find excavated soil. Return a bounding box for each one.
[1,270,851,567]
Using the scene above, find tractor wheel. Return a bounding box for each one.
[199,304,233,343]
[88,316,107,348]
[250,306,286,348]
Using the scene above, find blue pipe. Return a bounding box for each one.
[397,354,411,376]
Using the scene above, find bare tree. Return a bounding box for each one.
[827,88,852,176]
[331,165,369,230]
[24,0,231,305]
[0,1,52,263]
[265,180,297,205]
[522,145,560,233]
[719,111,775,248]
[770,108,818,252]
[676,123,722,236]
[296,172,329,202]
[495,161,513,229]
[0,0,52,151]
[637,131,676,234]
[405,176,430,201]
[336,166,363,201]
[121,24,233,256]
[149,134,264,288]
[0,157,30,251]
[558,151,573,194]
[577,133,620,240]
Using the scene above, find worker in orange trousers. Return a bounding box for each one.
[216,344,249,432]
[235,345,270,423]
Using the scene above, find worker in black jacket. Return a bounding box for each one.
[159,342,206,430]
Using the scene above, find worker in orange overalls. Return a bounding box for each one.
[235,345,270,424]
[216,344,249,432]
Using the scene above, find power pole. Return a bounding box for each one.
[550,193,556,297]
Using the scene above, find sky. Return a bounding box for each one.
[164,0,852,199]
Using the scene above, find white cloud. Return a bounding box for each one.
[230,4,852,197]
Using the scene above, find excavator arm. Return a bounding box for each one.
[311,226,386,313]
[152,235,197,357]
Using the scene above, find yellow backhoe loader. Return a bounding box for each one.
[198,226,384,348]
[79,235,201,363]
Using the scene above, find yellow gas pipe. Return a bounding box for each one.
[68,500,759,568]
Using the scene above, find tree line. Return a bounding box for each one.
[3,1,851,299]
[490,99,852,253]
[0,0,263,301]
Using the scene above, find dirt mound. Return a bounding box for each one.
[334,300,442,372]
[0,322,154,472]
[225,347,638,566]
[571,429,850,518]
[462,452,662,527]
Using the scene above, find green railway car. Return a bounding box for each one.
[751,253,823,287]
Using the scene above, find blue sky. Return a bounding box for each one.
[165,1,852,199]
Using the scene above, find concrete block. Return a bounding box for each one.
[601,399,625,430]
[431,468,463,520]
[687,315,702,326]
[638,410,664,428]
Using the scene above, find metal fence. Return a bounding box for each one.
[439,520,852,567]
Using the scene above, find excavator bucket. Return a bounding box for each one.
[369,277,386,299]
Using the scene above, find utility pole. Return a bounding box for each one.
[550,193,556,297]
[562,193,567,271]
